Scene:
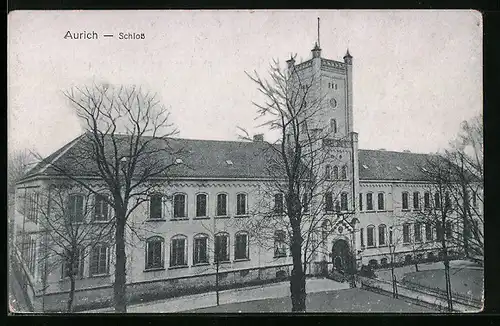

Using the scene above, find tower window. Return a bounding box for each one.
[330,119,337,134]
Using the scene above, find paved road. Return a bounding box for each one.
[187,288,436,313]
[84,277,350,313]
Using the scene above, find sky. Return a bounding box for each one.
[8,10,482,158]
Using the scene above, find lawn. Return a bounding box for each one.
[186,288,436,313]
[402,268,483,300]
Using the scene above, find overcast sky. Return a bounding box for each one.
[8,10,482,158]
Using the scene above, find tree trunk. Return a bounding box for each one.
[113,210,127,313]
[67,275,75,312]
[443,249,453,312]
[290,233,306,312]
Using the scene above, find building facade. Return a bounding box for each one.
[12,44,481,312]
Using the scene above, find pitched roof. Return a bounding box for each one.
[22,135,437,183]
[21,134,283,181]
[358,149,435,181]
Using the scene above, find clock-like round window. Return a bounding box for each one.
[329,98,337,108]
[338,226,344,234]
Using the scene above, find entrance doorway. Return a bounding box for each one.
[331,239,352,274]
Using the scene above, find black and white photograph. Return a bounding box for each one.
[7,10,483,313]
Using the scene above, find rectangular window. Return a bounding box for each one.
[325,165,331,180]
[424,192,430,209]
[366,193,373,211]
[413,192,420,210]
[389,229,393,245]
[274,231,287,257]
[378,226,386,246]
[173,194,186,218]
[414,223,422,242]
[68,195,84,223]
[274,194,284,215]
[403,224,411,244]
[341,193,348,211]
[194,237,208,264]
[360,228,364,247]
[94,194,109,221]
[435,193,441,209]
[146,239,163,269]
[425,224,433,242]
[90,246,109,276]
[236,194,247,215]
[27,192,39,223]
[359,193,363,211]
[196,194,207,217]
[170,238,187,267]
[235,233,248,260]
[367,227,375,247]
[325,193,334,212]
[402,192,409,210]
[378,193,385,210]
[149,195,162,219]
[215,234,229,262]
[217,194,228,216]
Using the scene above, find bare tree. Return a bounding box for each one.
[242,56,355,311]
[36,183,115,312]
[8,149,36,195]
[33,84,181,312]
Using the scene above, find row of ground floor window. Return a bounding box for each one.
[359,221,454,248]
[16,230,296,281]
[364,248,462,270]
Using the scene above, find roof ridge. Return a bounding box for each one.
[359,148,434,156]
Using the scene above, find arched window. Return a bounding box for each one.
[359,193,363,211]
[68,194,85,223]
[325,165,331,180]
[378,224,387,246]
[145,236,164,270]
[149,193,163,220]
[366,193,374,211]
[273,193,284,215]
[193,233,208,265]
[434,192,441,209]
[341,192,348,211]
[377,193,385,210]
[413,192,420,210]
[274,230,287,258]
[235,231,249,260]
[94,194,110,222]
[302,193,309,213]
[195,193,207,217]
[330,119,337,134]
[215,232,230,262]
[216,193,228,217]
[324,192,334,212]
[62,247,84,278]
[403,223,411,244]
[341,166,347,179]
[424,192,431,209]
[414,223,422,243]
[236,193,248,216]
[401,192,409,210]
[170,235,188,267]
[425,223,433,242]
[366,225,375,248]
[333,166,339,179]
[90,243,110,276]
[445,222,453,239]
[173,193,187,219]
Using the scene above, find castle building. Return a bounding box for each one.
[12,44,479,312]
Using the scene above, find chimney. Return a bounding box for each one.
[253,134,264,142]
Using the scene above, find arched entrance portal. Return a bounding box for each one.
[331,239,353,275]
